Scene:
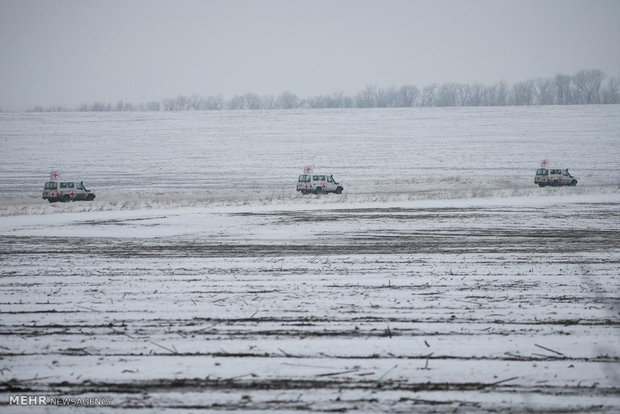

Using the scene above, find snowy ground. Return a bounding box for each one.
[0,106,619,412]
[0,105,619,215]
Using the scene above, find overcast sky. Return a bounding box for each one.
[0,0,619,110]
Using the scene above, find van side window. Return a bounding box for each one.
[67,182,75,188]
[60,182,67,189]
[319,175,326,181]
[76,183,84,190]
[313,175,319,181]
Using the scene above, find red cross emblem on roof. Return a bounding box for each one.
[52,172,59,179]
[304,166,312,173]
[541,160,548,167]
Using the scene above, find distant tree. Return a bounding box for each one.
[535,78,555,105]
[204,95,223,110]
[554,73,573,105]
[602,76,620,104]
[262,94,277,109]
[341,92,355,108]
[421,84,437,107]
[573,69,605,104]
[374,86,397,107]
[175,95,190,110]
[463,83,486,106]
[479,82,499,106]
[189,94,204,110]
[244,93,262,110]
[511,80,535,105]
[22,67,616,112]
[227,95,245,110]
[354,85,378,108]
[161,98,175,111]
[145,101,161,111]
[305,95,324,109]
[494,80,509,106]
[436,83,459,106]
[397,85,419,107]
[276,91,298,109]
[306,91,353,108]
[114,100,134,111]
[91,101,111,111]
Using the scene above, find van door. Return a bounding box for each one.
[65,182,76,199]
[326,175,336,192]
[74,182,87,200]
[312,175,320,190]
[58,181,68,198]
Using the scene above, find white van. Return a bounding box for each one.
[42,181,96,203]
[297,174,344,195]
[534,168,577,187]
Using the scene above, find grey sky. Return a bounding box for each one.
[0,0,619,110]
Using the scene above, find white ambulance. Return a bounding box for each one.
[42,172,96,203]
[534,168,578,187]
[297,172,344,195]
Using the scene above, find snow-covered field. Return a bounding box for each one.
[0,105,618,214]
[0,106,619,412]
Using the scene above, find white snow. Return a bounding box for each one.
[0,106,619,412]
[0,105,618,216]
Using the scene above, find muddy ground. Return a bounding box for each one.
[0,202,619,412]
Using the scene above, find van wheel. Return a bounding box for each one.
[62,195,71,202]
[87,194,95,201]
[314,187,322,195]
[48,199,56,203]
[570,180,577,186]
[552,181,559,187]
[538,184,544,187]
[335,187,343,194]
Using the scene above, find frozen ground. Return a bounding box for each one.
[0,105,618,215]
[0,106,619,412]
[0,194,619,412]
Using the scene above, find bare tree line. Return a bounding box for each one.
[29,68,620,112]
